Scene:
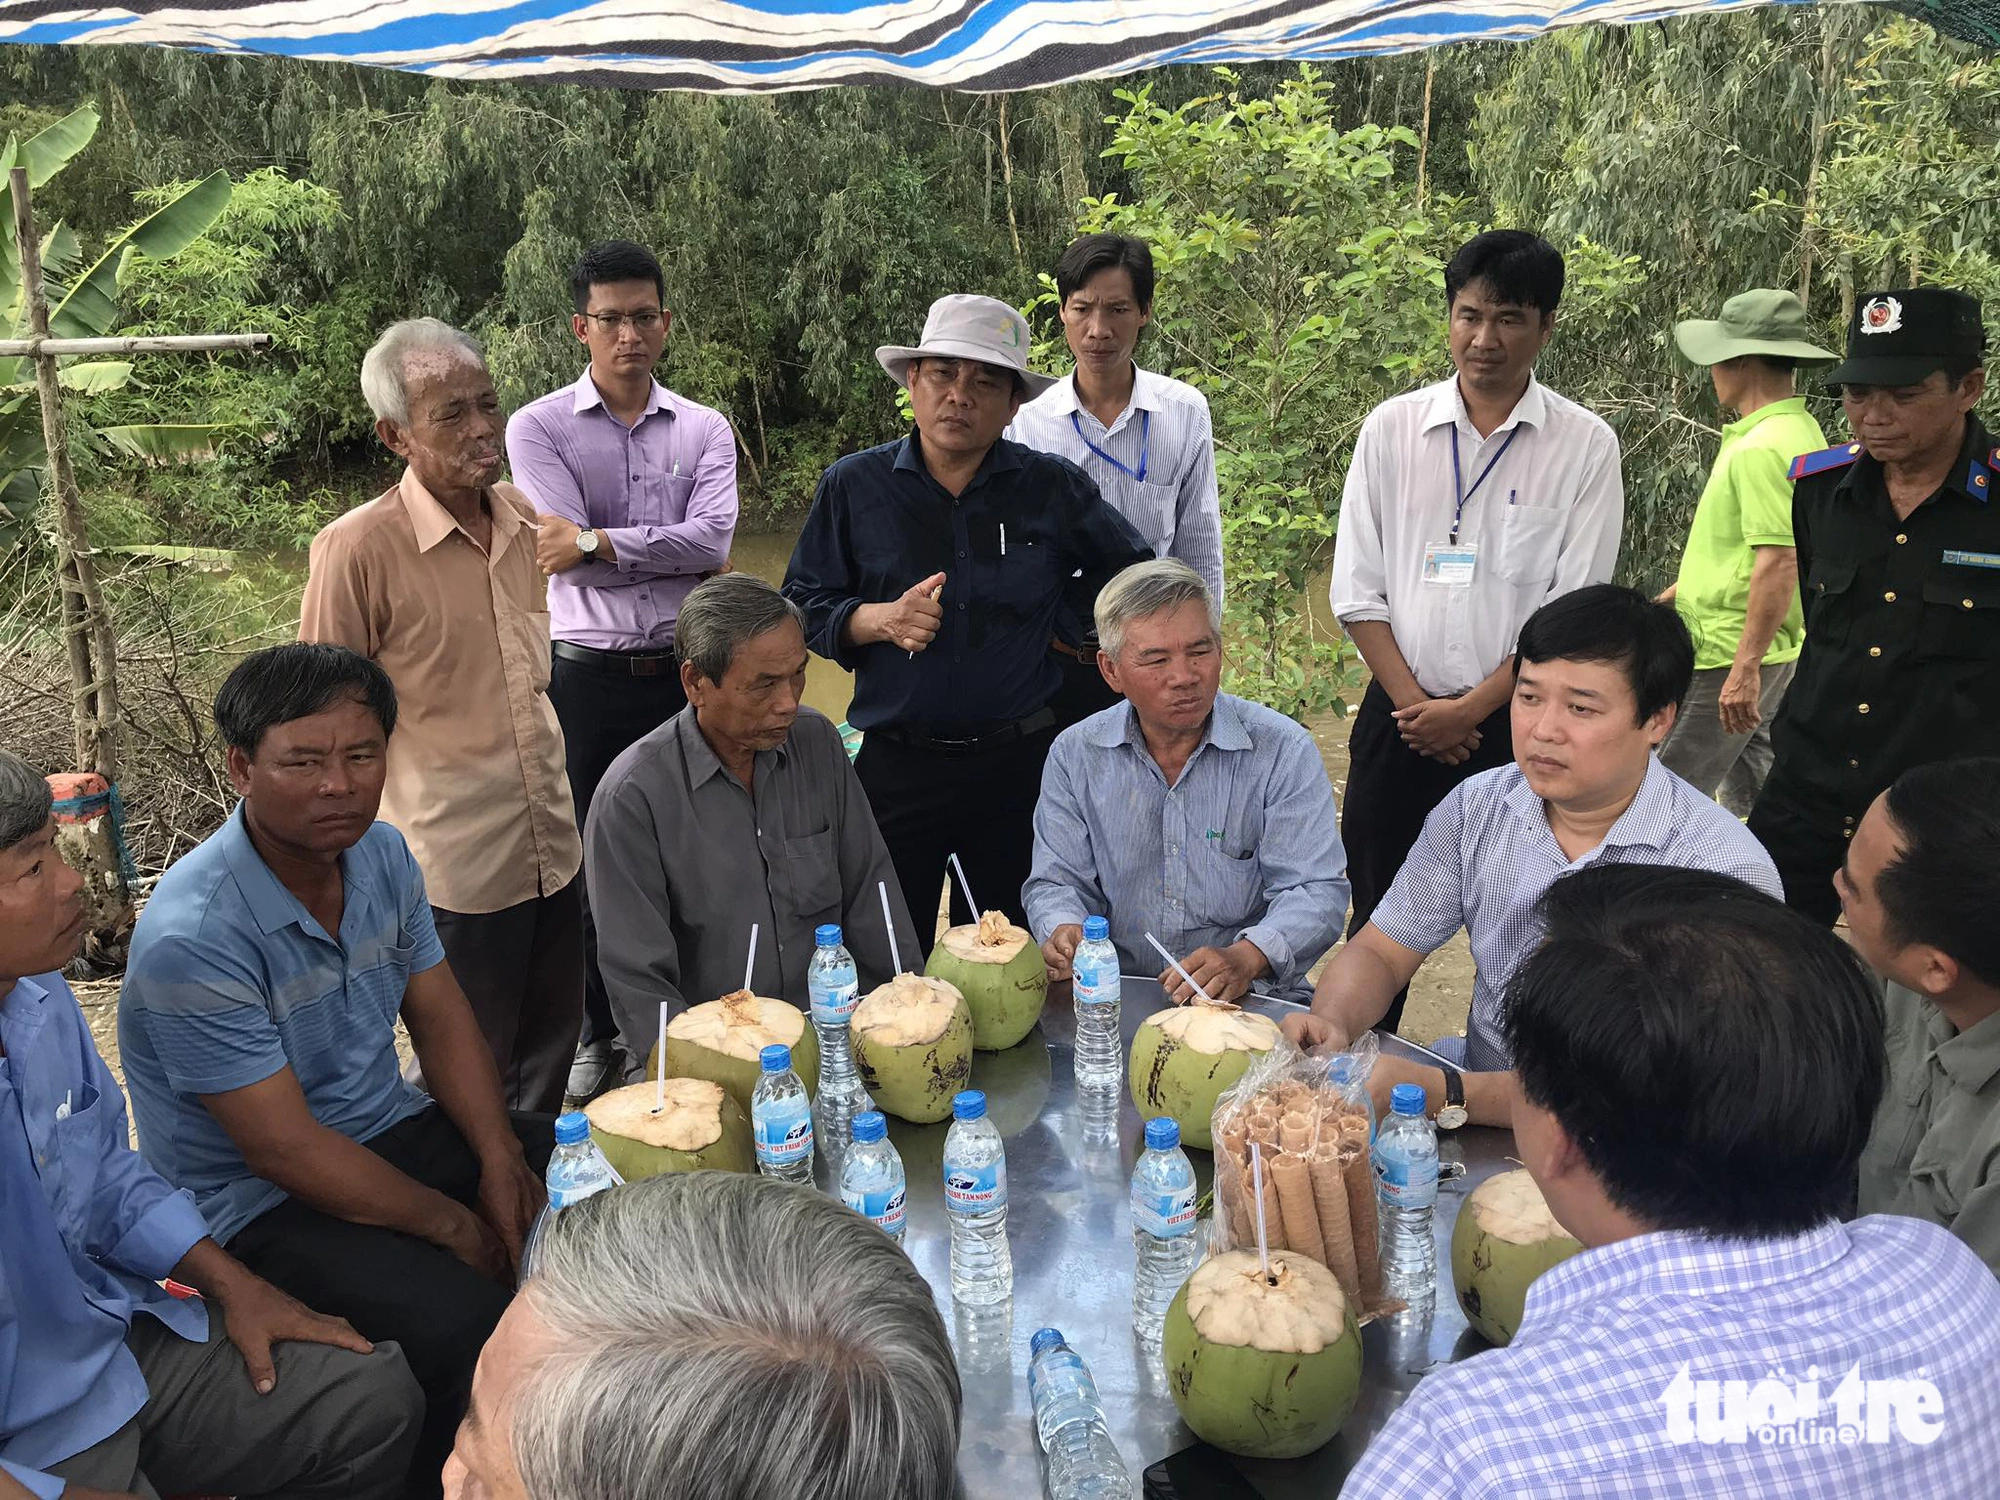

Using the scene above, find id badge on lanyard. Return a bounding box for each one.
[1424,425,1519,588]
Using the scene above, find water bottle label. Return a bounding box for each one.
[843,1182,907,1235]
[1132,1182,1197,1238]
[1373,1149,1439,1209]
[1074,958,1120,1007]
[754,1099,815,1167]
[811,980,860,1025]
[944,1158,1007,1215]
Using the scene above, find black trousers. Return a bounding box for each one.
[228,1107,557,1500]
[432,881,585,1116]
[547,651,688,1048]
[855,723,1059,960]
[1746,773,1847,927]
[1341,678,1514,1035]
[1047,644,1122,731]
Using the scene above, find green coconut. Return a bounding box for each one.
[584,1077,753,1181]
[924,910,1048,1050]
[1130,1004,1282,1151]
[851,973,974,1124]
[655,990,820,1116]
[1164,1249,1363,1460]
[1451,1169,1585,1347]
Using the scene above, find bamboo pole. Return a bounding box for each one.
[11,166,122,783]
[0,333,273,356]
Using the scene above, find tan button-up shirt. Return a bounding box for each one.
[299,470,580,914]
[1858,980,2000,1277]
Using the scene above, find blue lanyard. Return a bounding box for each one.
[1449,425,1520,543]
[1071,409,1149,483]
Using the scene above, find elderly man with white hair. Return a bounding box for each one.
[444,1172,962,1500]
[301,317,584,1115]
[1025,558,1349,1004]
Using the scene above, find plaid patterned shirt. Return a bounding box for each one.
[1369,756,1782,1070]
[1341,1215,2000,1498]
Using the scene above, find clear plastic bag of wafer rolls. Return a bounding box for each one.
[1207,1032,1403,1323]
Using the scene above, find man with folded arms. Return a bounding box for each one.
[0,748,420,1500]
[507,240,739,1098]
[1025,558,1346,1004]
[1341,865,2000,1497]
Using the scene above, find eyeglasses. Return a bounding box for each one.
[582,311,665,332]
[914,360,1014,398]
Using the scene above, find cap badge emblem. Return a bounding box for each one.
[1860,296,1903,335]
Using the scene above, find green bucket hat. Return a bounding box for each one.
[1673,289,1839,368]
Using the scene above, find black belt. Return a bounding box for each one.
[552,640,678,678]
[868,707,1057,756]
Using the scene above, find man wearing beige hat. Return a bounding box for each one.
[1657,289,1837,815]
[784,294,1149,954]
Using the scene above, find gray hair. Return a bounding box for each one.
[514,1173,960,1500]
[1094,557,1219,658]
[359,317,486,426]
[676,573,806,685]
[0,751,52,855]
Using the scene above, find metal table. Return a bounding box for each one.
[818,977,1517,1498]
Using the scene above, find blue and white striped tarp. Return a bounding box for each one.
[0,0,1854,93]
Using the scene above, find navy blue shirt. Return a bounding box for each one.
[783,435,1149,732]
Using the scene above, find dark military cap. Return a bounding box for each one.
[1824,287,1985,388]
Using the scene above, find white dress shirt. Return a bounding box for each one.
[1329,375,1623,696]
[1009,365,1224,604]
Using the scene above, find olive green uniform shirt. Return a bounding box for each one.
[1671,397,1821,671]
[1857,980,2000,1277]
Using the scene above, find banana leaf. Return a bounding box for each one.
[93,421,239,462]
[0,106,101,329]
[48,172,231,342]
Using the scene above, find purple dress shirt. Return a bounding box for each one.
[505,371,739,650]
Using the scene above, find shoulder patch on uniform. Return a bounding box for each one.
[1788,443,1864,482]
[1970,449,1995,502]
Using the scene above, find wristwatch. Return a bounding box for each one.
[576,528,601,557]
[1435,1065,1468,1132]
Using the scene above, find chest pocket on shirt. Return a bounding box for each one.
[499,607,554,695]
[1491,504,1566,587]
[1917,573,2000,660]
[635,473,696,527]
[1121,479,1182,557]
[50,1078,109,1204]
[784,828,843,925]
[1803,558,1857,648]
[969,523,1061,628]
[1188,842,1264,927]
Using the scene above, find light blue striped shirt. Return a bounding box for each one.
[1008,366,1225,605]
[1371,756,1782,1071]
[1024,693,1347,1002]
[1342,1215,2000,1499]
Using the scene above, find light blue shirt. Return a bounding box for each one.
[1024,693,1348,1002]
[1371,756,1783,1071]
[1342,1216,2000,1499]
[0,972,210,1500]
[120,806,443,1244]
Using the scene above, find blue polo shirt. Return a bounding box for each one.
[119,805,442,1244]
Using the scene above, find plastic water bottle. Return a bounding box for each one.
[1027,1328,1131,1499]
[751,1044,815,1185]
[520,1111,620,1282]
[809,925,872,1147]
[839,1111,907,1245]
[1130,1117,1199,1347]
[1072,916,1123,1088]
[1373,1082,1439,1303]
[943,1090,1012,1304]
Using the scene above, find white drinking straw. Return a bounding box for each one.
[880,881,905,974]
[1251,1141,1271,1281]
[948,852,978,921]
[654,1000,668,1113]
[1145,931,1216,1007]
[743,923,759,994]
